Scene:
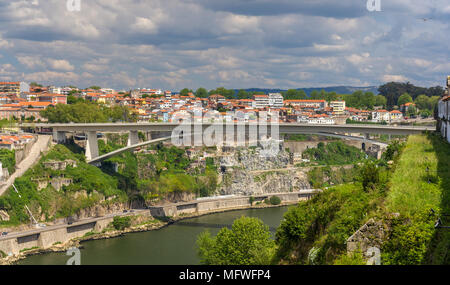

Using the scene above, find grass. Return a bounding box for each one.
[382,133,450,264]
[385,134,448,216]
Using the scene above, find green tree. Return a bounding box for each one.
[237,89,249,99]
[282,89,306,100]
[374,95,387,108]
[197,216,276,265]
[88,86,101,90]
[397,93,413,107]
[414,95,430,111]
[407,105,417,117]
[359,161,379,192]
[195,87,208,98]
[180,88,193,97]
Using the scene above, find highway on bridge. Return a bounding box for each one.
[22,122,435,136]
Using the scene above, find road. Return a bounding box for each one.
[0,209,148,241]
[0,135,51,196]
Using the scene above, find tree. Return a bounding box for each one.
[414,95,430,111]
[195,87,208,98]
[359,161,380,192]
[209,87,235,99]
[397,93,413,107]
[361,92,375,109]
[237,89,249,99]
[374,95,387,108]
[407,105,417,117]
[180,88,193,97]
[309,90,320,99]
[88,86,101,90]
[197,216,276,265]
[282,89,306,100]
[30,82,42,87]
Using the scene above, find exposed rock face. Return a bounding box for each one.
[219,147,311,196]
[220,147,290,171]
[75,203,127,220]
[0,210,9,222]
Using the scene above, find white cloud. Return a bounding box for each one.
[47,59,75,71]
[132,17,158,34]
[382,74,409,82]
[17,56,45,69]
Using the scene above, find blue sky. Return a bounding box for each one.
[0,0,448,91]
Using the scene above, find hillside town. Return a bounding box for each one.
[0,81,430,126]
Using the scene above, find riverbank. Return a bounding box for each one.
[2,200,298,265]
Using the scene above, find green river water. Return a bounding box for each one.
[18,206,292,265]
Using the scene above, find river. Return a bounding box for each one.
[17,206,292,265]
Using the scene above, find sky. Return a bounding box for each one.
[0,0,448,91]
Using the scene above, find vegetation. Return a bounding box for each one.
[40,102,137,123]
[132,143,218,201]
[378,82,443,109]
[302,141,366,165]
[0,144,125,226]
[275,139,404,265]
[382,134,450,264]
[269,196,281,205]
[112,216,131,230]
[307,166,357,189]
[197,216,276,265]
[0,149,15,174]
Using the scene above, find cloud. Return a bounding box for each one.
[0,0,446,89]
[382,74,409,82]
[16,56,45,69]
[47,59,75,71]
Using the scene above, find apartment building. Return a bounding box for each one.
[268,93,284,108]
[0,82,29,95]
[253,94,270,109]
[330,100,346,115]
[284,99,327,110]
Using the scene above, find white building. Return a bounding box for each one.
[268,93,284,108]
[49,86,62,94]
[253,94,270,109]
[330,101,346,115]
[371,110,390,123]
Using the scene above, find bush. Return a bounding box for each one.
[269,196,281,205]
[112,216,131,230]
[359,161,380,192]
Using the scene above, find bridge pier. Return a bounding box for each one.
[86,131,99,161]
[128,131,139,146]
[53,130,67,143]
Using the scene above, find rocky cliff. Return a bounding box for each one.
[218,147,311,196]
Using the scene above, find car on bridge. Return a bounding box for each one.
[1,232,8,236]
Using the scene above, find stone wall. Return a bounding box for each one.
[0,216,116,256]
[150,191,318,218]
[347,218,387,255]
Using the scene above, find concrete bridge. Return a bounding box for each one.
[21,122,434,163]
